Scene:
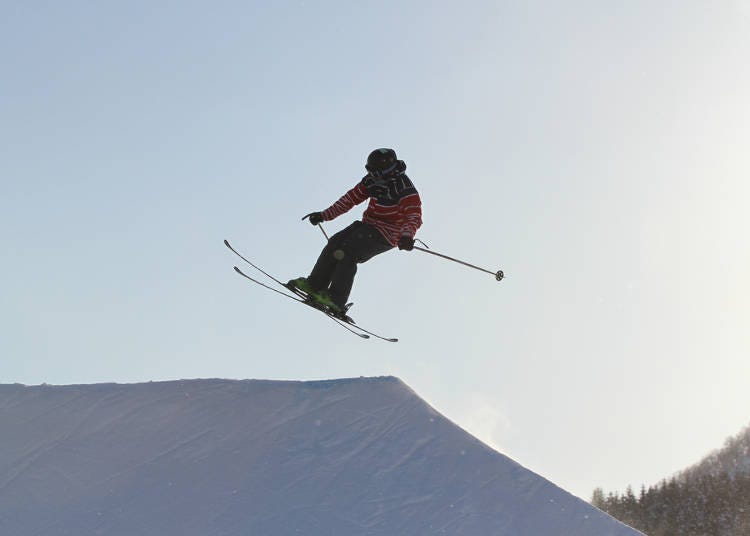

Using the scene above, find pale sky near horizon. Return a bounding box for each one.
[2,1,749,501]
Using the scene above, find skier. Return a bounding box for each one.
[288,148,422,318]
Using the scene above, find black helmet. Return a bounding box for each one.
[366,148,398,174]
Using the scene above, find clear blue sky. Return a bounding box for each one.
[2,1,749,500]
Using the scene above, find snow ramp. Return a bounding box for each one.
[0,377,642,535]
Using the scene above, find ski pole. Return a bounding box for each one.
[413,245,504,281]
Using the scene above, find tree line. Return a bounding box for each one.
[593,472,750,535]
[592,423,750,535]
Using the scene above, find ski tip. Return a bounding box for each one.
[224,239,231,247]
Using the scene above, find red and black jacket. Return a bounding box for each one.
[321,161,422,247]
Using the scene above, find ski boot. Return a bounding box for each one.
[286,278,353,321]
[308,289,344,315]
[308,292,353,322]
[286,277,316,297]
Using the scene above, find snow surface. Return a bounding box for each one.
[0,377,642,535]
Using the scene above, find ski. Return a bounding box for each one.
[225,240,398,342]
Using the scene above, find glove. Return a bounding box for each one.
[303,212,324,225]
[398,236,415,251]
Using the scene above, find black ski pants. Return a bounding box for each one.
[307,221,393,308]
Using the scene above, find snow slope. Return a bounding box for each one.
[0,377,642,535]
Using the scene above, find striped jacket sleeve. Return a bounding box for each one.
[321,182,369,221]
[399,191,423,238]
